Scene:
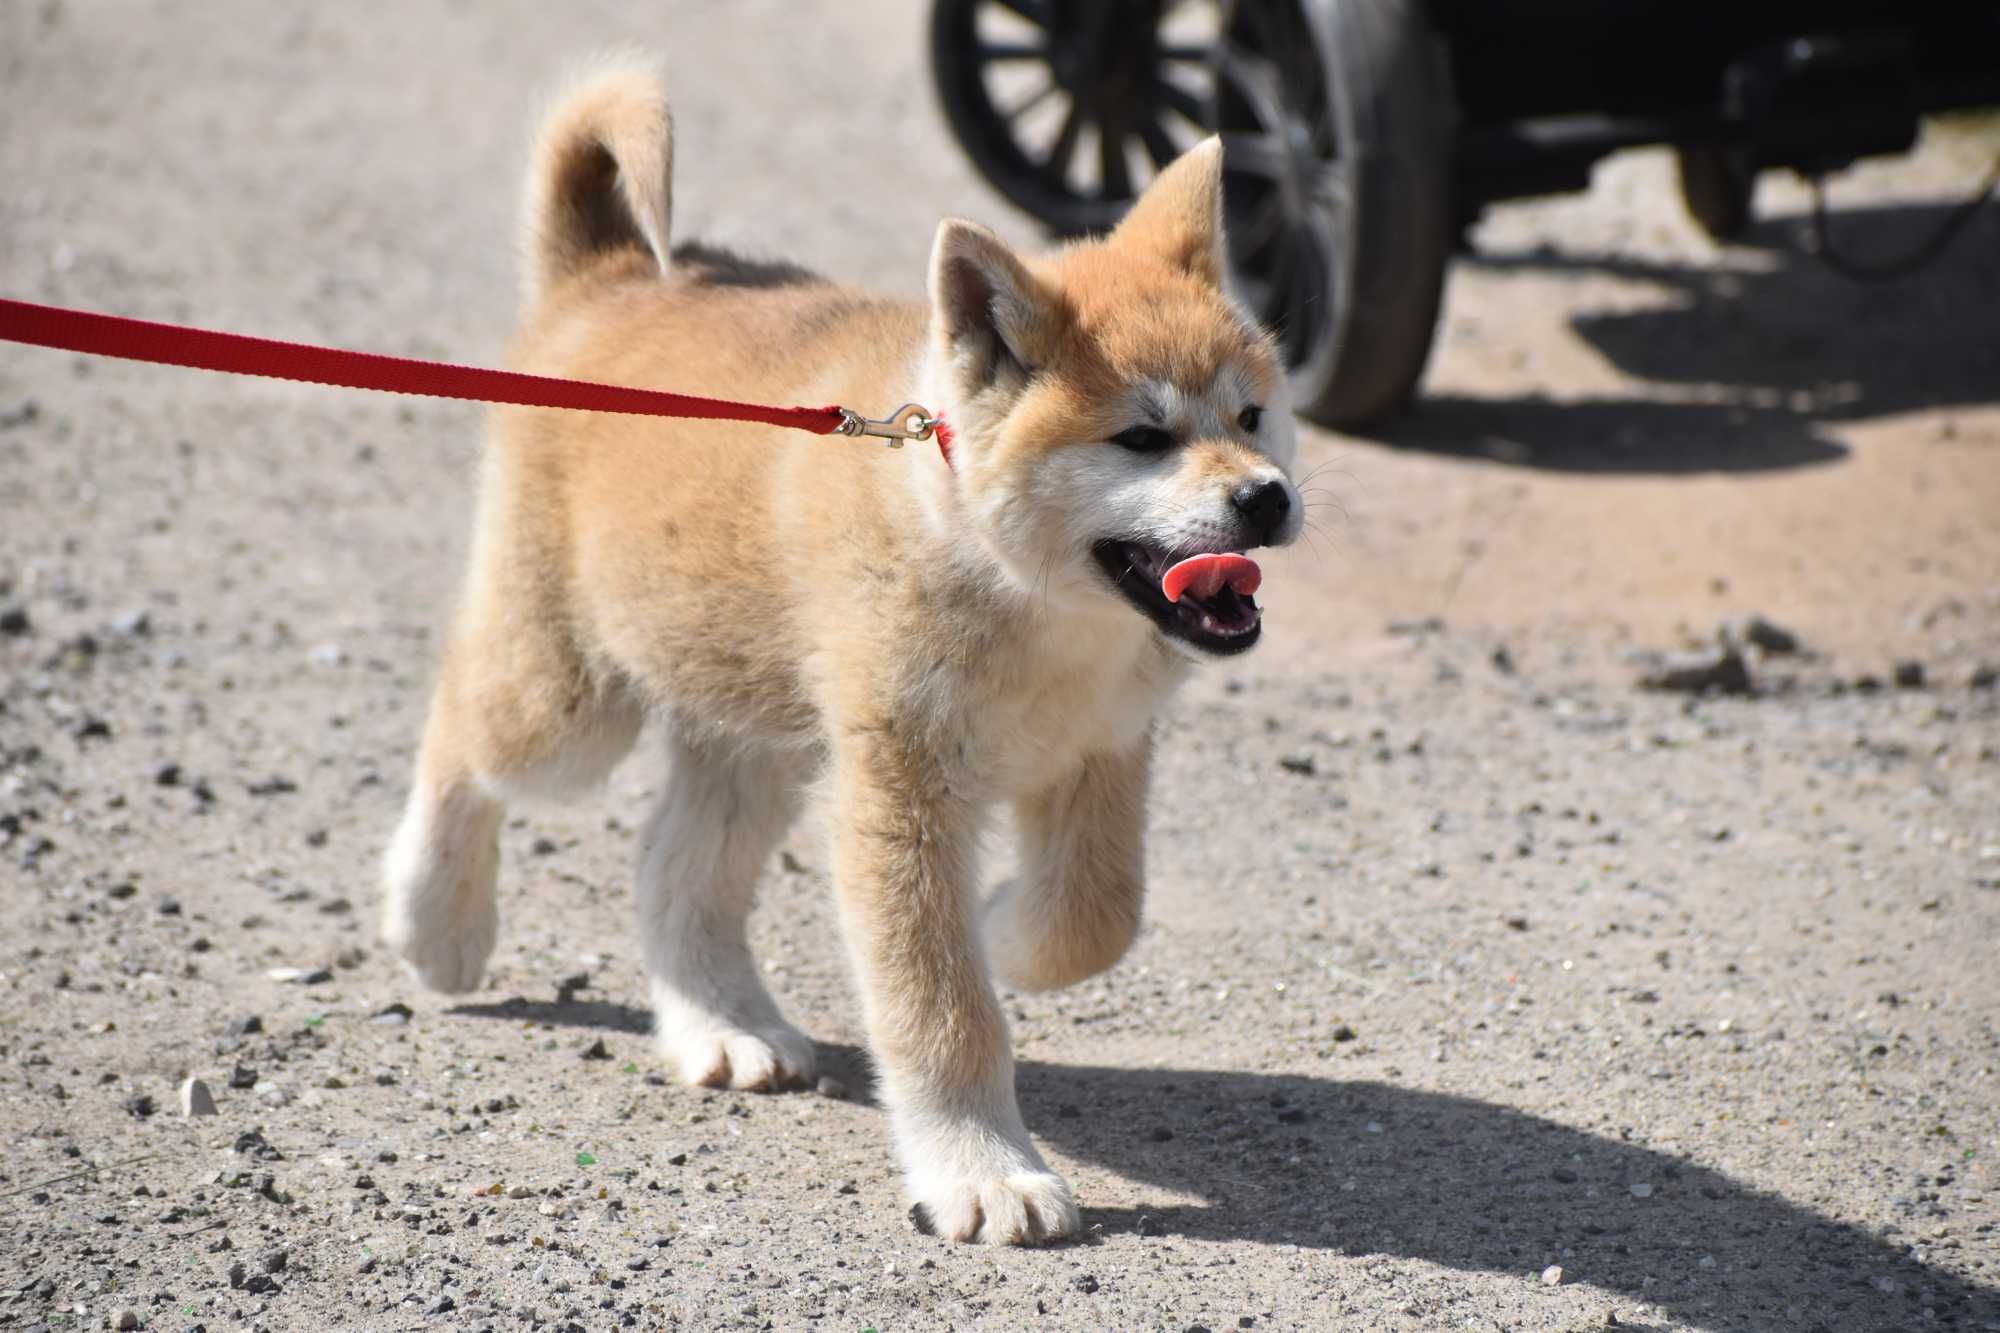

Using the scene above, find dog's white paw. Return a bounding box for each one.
[895,1105,1080,1245]
[383,898,497,995]
[380,786,499,994]
[909,1169,1080,1246]
[658,1019,816,1092]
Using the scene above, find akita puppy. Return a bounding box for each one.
[382,59,1301,1245]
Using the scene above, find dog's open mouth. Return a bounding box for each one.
[1091,540,1263,654]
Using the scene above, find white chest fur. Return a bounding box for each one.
[955,613,1178,800]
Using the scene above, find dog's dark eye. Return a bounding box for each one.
[1238,405,1263,434]
[1112,425,1176,454]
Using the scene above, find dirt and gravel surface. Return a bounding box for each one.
[4,3,1999,1331]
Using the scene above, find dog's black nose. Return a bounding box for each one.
[1231,479,1291,544]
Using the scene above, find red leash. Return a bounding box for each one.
[0,297,953,462]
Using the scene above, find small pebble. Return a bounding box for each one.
[1640,645,1751,695]
[1540,1264,1563,1286]
[179,1077,217,1117]
[580,1039,612,1061]
[110,1309,140,1331]
[1721,613,1801,655]
[1894,660,1926,689]
[815,1075,848,1101]
[1629,1182,1653,1198]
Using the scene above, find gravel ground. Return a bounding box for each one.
[3,4,1999,1331]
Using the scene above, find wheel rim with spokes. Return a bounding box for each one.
[934,0,1221,234]
[1210,0,1347,379]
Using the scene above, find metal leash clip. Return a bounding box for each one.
[833,403,940,448]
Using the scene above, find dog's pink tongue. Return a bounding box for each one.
[1161,553,1262,604]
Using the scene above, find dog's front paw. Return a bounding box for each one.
[658,1019,816,1093]
[909,1169,1079,1246]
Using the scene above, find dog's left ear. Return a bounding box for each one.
[1109,135,1226,286]
[928,219,1057,389]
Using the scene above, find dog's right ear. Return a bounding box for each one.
[928,220,1054,388]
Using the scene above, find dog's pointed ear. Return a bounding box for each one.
[928,219,1054,387]
[1110,135,1226,285]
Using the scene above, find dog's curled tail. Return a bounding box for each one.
[521,54,674,304]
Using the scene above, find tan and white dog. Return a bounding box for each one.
[382,59,1301,1245]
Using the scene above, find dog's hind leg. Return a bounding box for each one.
[382,609,641,995]
[637,732,816,1091]
[984,739,1150,992]
[381,697,504,995]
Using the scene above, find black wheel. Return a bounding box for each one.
[929,0,1221,237]
[1676,144,1757,239]
[1212,0,1454,428]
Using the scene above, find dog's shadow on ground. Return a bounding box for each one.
[454,1003,1996,1329]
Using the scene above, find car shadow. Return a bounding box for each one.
[1375,394,1850,474]
[1372,199,1999,475]
[450,1001,1997,1330]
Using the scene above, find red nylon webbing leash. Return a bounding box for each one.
[0,297,954,463]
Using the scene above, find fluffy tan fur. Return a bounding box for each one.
[382,58,1301,1245]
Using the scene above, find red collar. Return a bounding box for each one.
[932,415,955,469]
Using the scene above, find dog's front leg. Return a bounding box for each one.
[830,732,1079,1246]
[986,738,1150,992]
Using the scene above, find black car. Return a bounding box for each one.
[931,1,2000,426]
